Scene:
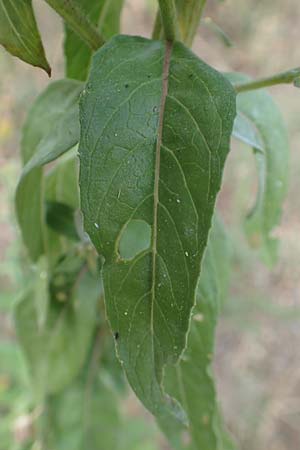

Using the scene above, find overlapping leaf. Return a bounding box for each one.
[47,360,158,450]
[164,216,235,450]
[232,112,264,151]
[0,0,50,73]
[44,155,81,267]
[64,0,124,80]
[16,80,82,261]
[79,35,236,426]
[228,73,289,265]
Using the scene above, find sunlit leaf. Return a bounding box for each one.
[79,35,236,428]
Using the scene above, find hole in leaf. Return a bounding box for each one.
[118,219,151,260]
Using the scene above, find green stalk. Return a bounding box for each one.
[177,0,207,46]
[152,10,163,40]
[157,0,179,41]
[153,0,207,46]
[235,67,300,93]
[44,0,105,50]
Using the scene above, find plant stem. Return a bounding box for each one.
[157,0,179,41]
[152,10,163,40]
[235,67,300,93]
[44,0,105,50]
[177,0,207,46]
[153,0,207,46]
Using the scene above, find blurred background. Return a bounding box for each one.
[0,0,299,449]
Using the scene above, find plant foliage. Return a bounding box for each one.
[0,0,293,449]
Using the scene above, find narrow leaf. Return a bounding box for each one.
[79,35,236,425]
[232,112,264,151]
[164,216,236,449]
[64,0,124,81]
[228,73,289,265]
[0,0,50,74]
[16,80,82,261]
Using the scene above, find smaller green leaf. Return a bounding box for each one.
[47,372,123,450]
[203,17,234,48]
[232,112,264,151]
[15,267,101,397]
[64,0,124,80]
[46,201,78,241]
[44,155,82,268]
[227,72,289,265]
[47,352,160,450]
[45,154,79,210]
[16,80,82,261]
[163,216,235,450]
[0,0,50,74]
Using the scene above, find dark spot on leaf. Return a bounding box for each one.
[189,74,193,79]
[114,332,119,340]
[153,106,158,113]
[124,83,129,88]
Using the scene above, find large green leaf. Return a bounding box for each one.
[15,268,101,398]
[64,0,124,81]
[0,0,50,74]
[164,216,235,449]
[79,35,236,425]
[227,73,289,265]
[16,80,82,261]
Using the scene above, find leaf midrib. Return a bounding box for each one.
[151,40,173,337]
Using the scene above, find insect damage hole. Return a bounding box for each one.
[118,219,151,260]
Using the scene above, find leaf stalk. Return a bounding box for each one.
[235,67,300,93]
[157,0,180,42]
[44,0,105,50]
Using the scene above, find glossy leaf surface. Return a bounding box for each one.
[16,80,82,261]
[79,35,236,424]
[0,0,50,73]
